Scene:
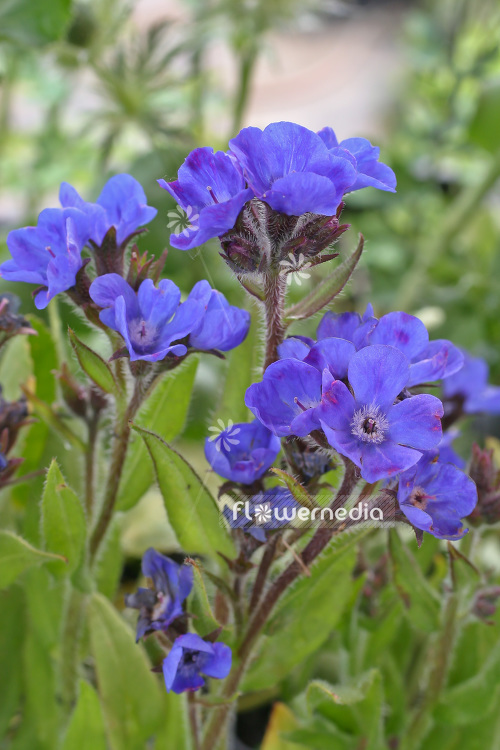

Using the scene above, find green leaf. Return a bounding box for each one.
[307,670,380,710]
[0,587,24,737]
[41,459,86,574]
[284,235,364,323]
[469,83,500,153]
[62,681,108,750]
[21,628,60,749]
[133,425,235,561]
[243,530,368,691]
[117,358,198,511]
[89,593,163,750]
[69,328,120,395]
[388,529,440,632]
[261,702,309,750]
[270,468,316,511]
[94,515,124,599]
[0,531,66,589]
[0,0,72,47]
[437,639,500,726]
[154,692,192,750]
[189,559,222,636]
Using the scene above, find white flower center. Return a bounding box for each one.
[351,404,389,444]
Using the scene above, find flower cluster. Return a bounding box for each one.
[160,121,395,272]
[1,174,250,365]
[125,549,231,693]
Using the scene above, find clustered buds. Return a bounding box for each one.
[468,443,500,525]
[219,198,348,276]
[0,387,30,482]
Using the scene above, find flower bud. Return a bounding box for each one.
[468,443,500,525]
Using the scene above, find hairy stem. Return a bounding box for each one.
[248,533,280,613]
[200,460,358,750]
[84,413,99,516]
[263,273,287,369]
[89,378,147,559]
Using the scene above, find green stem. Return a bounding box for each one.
[84,413,99,517]
[200,461,358,750]
[89,378,147,559]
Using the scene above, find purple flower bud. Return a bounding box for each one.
[125,548,193,641]
[162,633,231,693]
[205,419,281,484]
[468,443,500,525]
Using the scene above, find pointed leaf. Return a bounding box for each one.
[0,531,66,589]
[69,327,120,395]
[89,593,163,750]
[284,235,364,323]
[41,459,87,574]
[62,681,108,750]
[270,468,316,511]
[133,425,235,560]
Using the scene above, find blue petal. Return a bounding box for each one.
[137,278,182,329]
[360,441,422,483]
[317,311,362,343]
[316,126,339,149]
[162,643,184,692]
[387,394,443,450]
[201,642,232,679]
[407,339,464,387]
[348,345,410,410]
[245,360,322,437]
[97,174,157,245]
[368,312,429,360]
[304,338,356,379]
[262,172,345,216]
[278,337,313,360]
[89,273,139,327]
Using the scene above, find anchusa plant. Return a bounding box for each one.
[1,121,499,750]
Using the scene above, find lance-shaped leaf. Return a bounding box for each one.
[284,234,364,324]
[69,328,120,395]
[188,558,222,636]
[270,468,317,511]
[133,425,235,561]
[41,460,87,575]
[0,531,66,589]
[89,593,163,750]
[62,681,108,750]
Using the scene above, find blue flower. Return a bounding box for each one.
[224,487,302,541]
[124,548,193,641]
[60,174,157,246]
[205,419,281,484]
[316,308,463,387]
[187,280,250,352]
[438,429,465,469]
[158,147,254,251]
[317,128,396,192]
[229,121,357,216]
[1,208,91,309]
[246,338,356,437]
[317,346,443,482]
[163,633,232,693]
[397,452,477,540]
[89,274,205,361]
[442,352,500,414]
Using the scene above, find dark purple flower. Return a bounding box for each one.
[163,633,232,693]
[442,352,500,414]
[224,487,302,541]
[228,122,357,216]
[60,174,157,246]
[1,208,91,309]
[246,338,356,437]
[89,274,206,362]
[317,128,396,193]
[397,452,477,540]
[318,345,444,482]
[158,147,253,251]
[205,419,281,484]
[187,280,250,352]
[125,548,193,641]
